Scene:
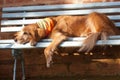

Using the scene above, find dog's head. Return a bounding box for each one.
[14,18,54,46]
[14,24,46,46]
[14,18,55,46]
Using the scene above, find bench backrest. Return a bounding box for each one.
[0,2,120,49]
[1,2,120,32]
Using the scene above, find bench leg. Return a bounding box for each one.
[13,57,17,80]
[12,49,25,80]
[20,53,25,80]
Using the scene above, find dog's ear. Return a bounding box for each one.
[29,29,38,46]
[30,28,47,46]
[37,28,46,38]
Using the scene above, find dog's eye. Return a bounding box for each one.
[29,33,32,35]
[24,32,28,35]
[24,32,32,35]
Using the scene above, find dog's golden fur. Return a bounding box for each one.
[14,12,120,67]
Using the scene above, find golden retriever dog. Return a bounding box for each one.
[14,12,120,67]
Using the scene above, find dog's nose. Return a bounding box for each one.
[14,39,17,42]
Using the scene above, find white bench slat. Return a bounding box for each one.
[1,22,120,32]
[12,40,120,49]
[1,19,39,26]
[1,27,22,32]
[115,22,120,27]
[0,39,120,49]
[108,15,120,20]
[1,15,120,26]
[2,8,120,18]
[0,36,120,44]
[2,2,120,12]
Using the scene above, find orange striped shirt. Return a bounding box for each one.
[37,18,54,36]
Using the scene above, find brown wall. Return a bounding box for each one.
[0,0,120,7]
[0,0,120,80]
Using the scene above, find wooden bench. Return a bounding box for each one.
[0,2,120,80]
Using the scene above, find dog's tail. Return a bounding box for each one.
[78,12,118,52]
[78,32,108,52]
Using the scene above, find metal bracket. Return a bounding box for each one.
[12,49,25,80]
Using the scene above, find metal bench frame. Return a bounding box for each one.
[0,2,120,80]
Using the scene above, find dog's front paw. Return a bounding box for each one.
[44,47,54,68]
[30,40,37,46]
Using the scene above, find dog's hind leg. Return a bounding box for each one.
[44,32,67,67]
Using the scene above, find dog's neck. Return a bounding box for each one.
[36,18,54,36]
